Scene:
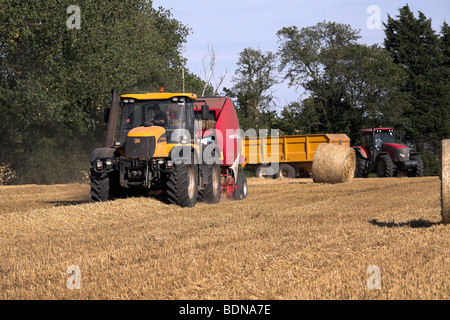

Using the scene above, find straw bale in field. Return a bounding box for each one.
[442,139,450,225]
[312,143,355,184]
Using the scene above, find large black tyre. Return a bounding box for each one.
[376,154,395,178]
[275,164,296,179]
[166,163,198,207]
[234,171,248,200]
[89,148,119,202]
[90,171,110,201]
[198,164,221,204]
[408,155,424,177]
[90,170,122,201]
[255,164,275,179]
[354,154,369,178]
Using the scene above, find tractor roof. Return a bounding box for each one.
[120,92,197,101]
[361,128,394,133]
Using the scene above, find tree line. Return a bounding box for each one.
[0,0,207,184]
[0,2,448,184]
[225,5,449,176]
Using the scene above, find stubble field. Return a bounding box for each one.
[0,176,448,299]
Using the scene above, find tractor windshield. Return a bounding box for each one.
[118,100,194,144]
[374,131,397,148]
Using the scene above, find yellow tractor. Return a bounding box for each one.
[89,90,246,207]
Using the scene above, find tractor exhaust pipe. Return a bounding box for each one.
[105,90,120,148]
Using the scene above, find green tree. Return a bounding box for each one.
[224,48,279,131]
[384,5,450,175]
[277,99,324,136]
[277,21,405,143]
[0,0,200,184]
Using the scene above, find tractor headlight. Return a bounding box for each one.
[105,159,113,170]
[95,160,103,171]
[95,159,113,171]
[399,153,406,158]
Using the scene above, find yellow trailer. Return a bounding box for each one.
[241,134,351,178]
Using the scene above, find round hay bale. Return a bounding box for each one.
[441,139,450,225]
[312,143,356,184]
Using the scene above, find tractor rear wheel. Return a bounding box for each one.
[198,164,221,204]
[275,164,296,179]
[234,171,248,200]
[376,154,394,178]
[408,155,424,177]
[167,163,198,207]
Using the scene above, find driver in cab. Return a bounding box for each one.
[149,104,167,127]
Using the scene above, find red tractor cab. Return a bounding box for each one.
[353,127,423,178]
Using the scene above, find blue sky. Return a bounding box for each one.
[152,0,449,110]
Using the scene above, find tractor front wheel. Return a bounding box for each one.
[376,155,395,178]
[408,155,424,177]
[90,170,122,201]
[90,171,111,201]
[355,154,369,178]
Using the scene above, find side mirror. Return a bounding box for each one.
[201,104,210,120]
[104,108,110,123]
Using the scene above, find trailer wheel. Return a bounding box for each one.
[275,164,296,179]
[376,154,394,178]
[234,171,248,200]
[255,164,275,178]
[198,164,221,204]
[408,155,424,177]
[167,163,198,207]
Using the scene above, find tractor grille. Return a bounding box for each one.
[125,136,156,159]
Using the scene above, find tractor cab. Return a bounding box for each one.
[361,127,397,159]
[118,92,198,147]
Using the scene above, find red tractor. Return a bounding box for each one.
[353,127,424,178]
